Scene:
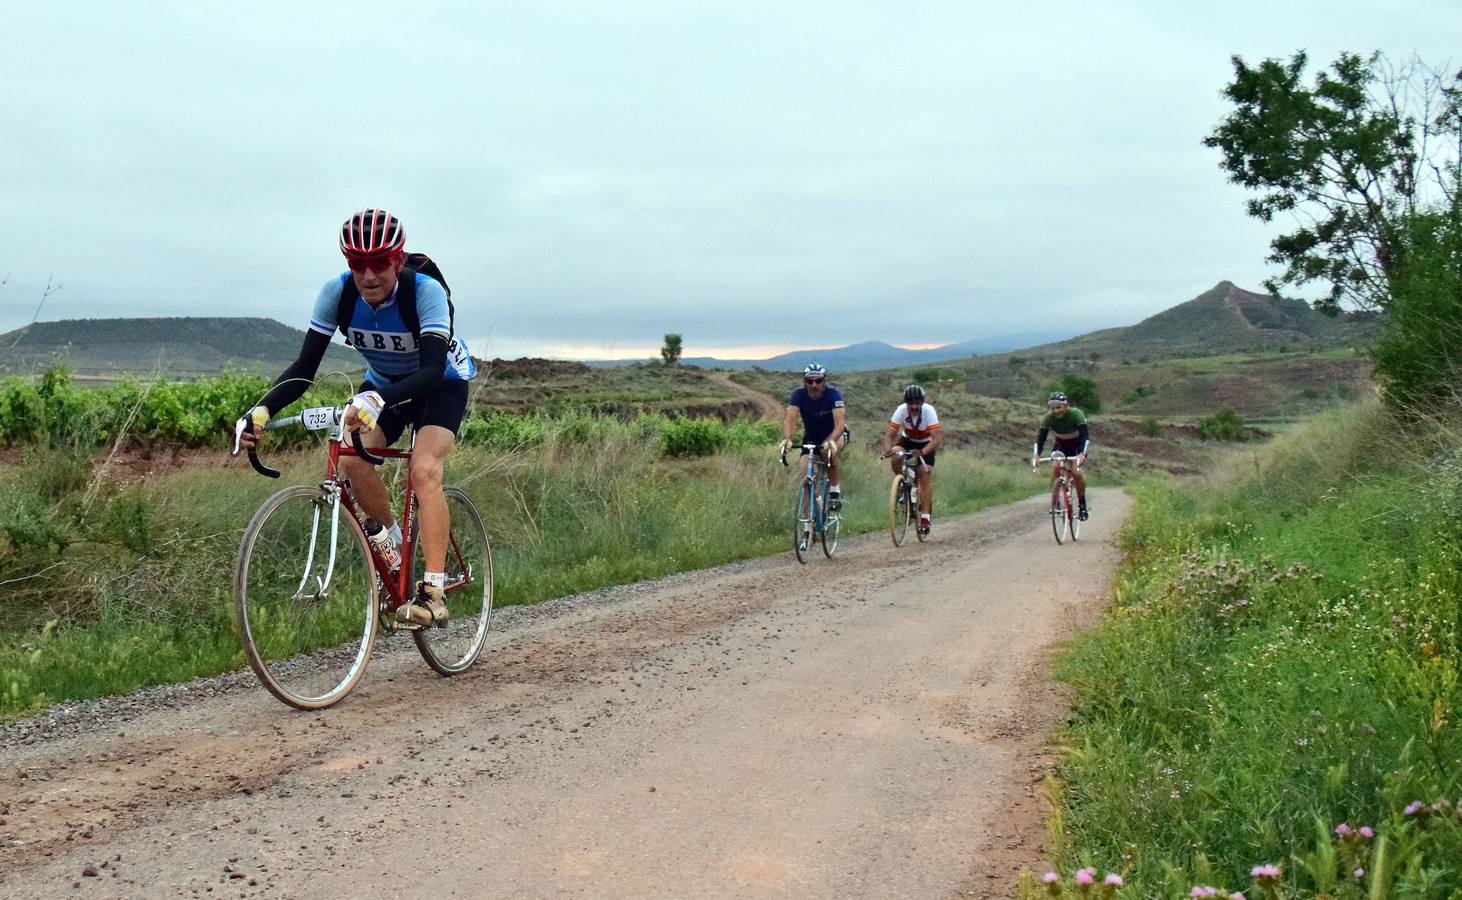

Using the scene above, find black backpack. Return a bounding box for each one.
[336,251,455,341]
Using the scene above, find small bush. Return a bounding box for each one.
[1197,406,1250,441]
[661,417,726,457]
[1137,416,1161,437]
[1043,373,1103,413]
[911,367,959,384]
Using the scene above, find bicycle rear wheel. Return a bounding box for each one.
[794,479,813,563]
[820,478,840,558]
[412,486,494,676]
[1049,482,1067,545]
[235,485,379,710]
[889,476,910,546]
[1068,488,1082,542]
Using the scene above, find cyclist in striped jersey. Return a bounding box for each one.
[880,384,943,536]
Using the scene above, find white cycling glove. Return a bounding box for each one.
[349,391,385,431]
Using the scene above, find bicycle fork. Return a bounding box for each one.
[293,482,345,602]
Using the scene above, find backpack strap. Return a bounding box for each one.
[336,269,422,337]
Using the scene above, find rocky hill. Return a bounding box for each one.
[0,317,360,379]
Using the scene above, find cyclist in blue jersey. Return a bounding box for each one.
[236,209,475,627]
[778,363,849,510]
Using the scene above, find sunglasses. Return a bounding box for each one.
[804,378,825,385]
[345,253,399,274]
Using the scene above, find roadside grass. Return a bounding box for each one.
[1033,401,1462,898]
[0,419,1030,721]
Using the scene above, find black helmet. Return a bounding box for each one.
[1048,391,1069,408]
[903,384,926,404]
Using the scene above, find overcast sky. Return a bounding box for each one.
[3,1,1458,360]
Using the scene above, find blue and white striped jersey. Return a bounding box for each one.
[308,272,476,389]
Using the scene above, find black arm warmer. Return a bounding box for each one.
[1035,427,1049,456]
[259,330,332,413]
[1078,423,1090,452]
[377,334,449,407]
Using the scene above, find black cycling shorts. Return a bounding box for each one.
[376,379,470,446]
[1052,438,1085,459]
[897,436,935,467]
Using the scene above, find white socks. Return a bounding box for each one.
[423,571,446,589]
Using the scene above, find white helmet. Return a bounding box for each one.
[803,363,827,379]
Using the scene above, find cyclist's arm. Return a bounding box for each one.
[922,426,943,455]
[1077,423,1090,456]
[258,329,332,414]
[1034,427,1049,457]
[883,422,899,454]
[830,407,847,437]
[376,334,448,407]
[781,405,800,443]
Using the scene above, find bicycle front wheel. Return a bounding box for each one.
[889,476,910,546]
[412,486,494,676]
[1068,489,1082,542]
[794,479,813,563]
[821,479,840,558]
[235,485,379,710]
[1049,483,1067,545]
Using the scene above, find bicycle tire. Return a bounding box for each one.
[914,474,929,543]
[820,477,840,558]
[235,484,379,710]
[794,478,813,564]
[1050,481,1067,545]
[412,486,494,676]
[889,476,910,546]
[1068,487,1082,542]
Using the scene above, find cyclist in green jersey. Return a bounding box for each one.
[1031,391,1090,520]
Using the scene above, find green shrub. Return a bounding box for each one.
[1137,416,1161,437]
[1197,406,1250,441]
[911,367,960,384]
[1043,373,1102,413]
[661,417,726,457]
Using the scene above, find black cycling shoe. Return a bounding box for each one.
[827,494,843,513]
[1078,502,1089,521]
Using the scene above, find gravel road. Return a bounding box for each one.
[0,488,1128,899]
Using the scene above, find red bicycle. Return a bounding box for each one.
[1035,452,1082,545]
[233,403,493,709]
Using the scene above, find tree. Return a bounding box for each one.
[660,333,683,367]
[1205,51,1461,314]
[1044,373,1102,414]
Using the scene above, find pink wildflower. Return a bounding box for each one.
[1076,867,1096,886]
[1404,801,1425,816]
[1104,874,1123,886]
[1354,868,1365,879]
[1250,863,1281,881]
[1044,872,1061,884]
[1232,894,1245,900]
[1334,822,1351,836]
[1358,826,1374,839]
[1189,887,1218,898]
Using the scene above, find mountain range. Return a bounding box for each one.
[0,282,1378,380]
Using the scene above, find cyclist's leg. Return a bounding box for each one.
[409,381,469,573]
[412,426,455,572]
[917,452,934,516]
[826,429,848,488]
[340,418,401,526]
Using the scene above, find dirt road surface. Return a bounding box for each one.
[0,489,1128,899]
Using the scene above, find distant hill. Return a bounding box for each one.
[1045,281,1377,358]
[0,317,360,379]
[586,330,1077,372]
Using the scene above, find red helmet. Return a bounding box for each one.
[339,208,405,257]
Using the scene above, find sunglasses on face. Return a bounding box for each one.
[346,253,397,274]
[805,378,825,385]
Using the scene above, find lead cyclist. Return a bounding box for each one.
[234,208,475,626]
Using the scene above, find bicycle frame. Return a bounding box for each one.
[246,407,471,618]
[1035,453,1081,543]
[801,445,831,535]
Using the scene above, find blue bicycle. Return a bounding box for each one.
[781,442,841,562]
